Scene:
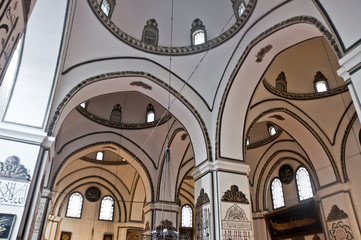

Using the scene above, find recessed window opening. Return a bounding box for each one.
[147,112,155,123]
[315,81,327,93]
[246,137,250,146]
[66,192,83,218]
[268,125,276,136]
[96,151,104,161]
[181,205,193,227]
[271,178,285,209]
[80,102,87,109]
[146,103,155,123]
[99,196,114,221]
[238,2,246,16]
[101,0,110,16]
[193,30,205,45]
[296,167,313,201]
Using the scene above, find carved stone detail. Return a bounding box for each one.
[196,188,210,208]
[0,156,31,180]
[156,219,176,232]
[130,81,152,90]
[327,205,348,222]
[181,133,188,140]
[269,114,285,121]
[256,44,272,62]
[221,185,249,204]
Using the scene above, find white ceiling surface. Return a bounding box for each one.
[318,0,361,49]
[60,0,329,113]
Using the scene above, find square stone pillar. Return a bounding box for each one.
[193,160,253,240]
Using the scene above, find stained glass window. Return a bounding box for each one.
[99,196,114,221]
[181,205,192,227]
[66,192,83,218]
[271,178,285,209]
[296,167,313,201]
[101,0,111,16]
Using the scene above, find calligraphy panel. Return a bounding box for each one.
[0,179,29,206]
[0,214,15,240]
[264,200,323,239]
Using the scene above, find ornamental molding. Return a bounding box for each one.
[88,0,256,55]
[256,44,272,62]
[130,81,152,90]
[269,114,285,121]
[156,219,176,232]
[263,78,348,100]
[327,205,348,222]
[221,185,249,204]
[196,188,210,208]
[76,106,170,130]
[0,156,31,181]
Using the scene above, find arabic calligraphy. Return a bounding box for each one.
[270,217,316,231]
[0,180,29,206]
[278,164,294,184]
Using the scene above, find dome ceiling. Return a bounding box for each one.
[90,0,256,54]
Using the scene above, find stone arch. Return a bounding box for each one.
[217,16,342,161]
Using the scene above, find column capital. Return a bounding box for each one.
[41,136,55,149]
[193,159,250,180]
[337,43,361,73]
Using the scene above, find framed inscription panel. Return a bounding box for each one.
[264,200,323,239]
[60,231,71,240]
[0,214,16,240]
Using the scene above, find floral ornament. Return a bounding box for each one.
[329,221,353,240]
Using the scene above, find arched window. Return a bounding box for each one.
[146,103,155,123]
[96,151,104,161]
[80,101,88,109]
[181,205,193,227]
[100,0,115,17]
[110,104,122,124]
[142,19,159,46]
[231,0,246,20]
[271,178,285,209]
[314,71,328,93]
[99,196,114,221]
[246,137,250,146]
[275,71,287,92]
[191,19,206,46]
[296,167,313,201]
[268,125,276,136]
[66,192,83,218]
